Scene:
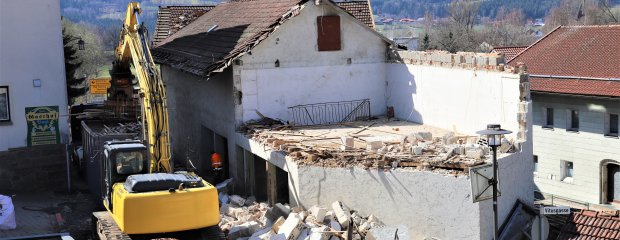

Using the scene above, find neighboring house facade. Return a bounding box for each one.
[509,25,620,206]
[0,0,68,151]
[0,0,70,192]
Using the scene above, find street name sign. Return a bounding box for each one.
[542,206,570,215]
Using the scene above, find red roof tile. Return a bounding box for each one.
[530,77,620,97]
[492,46,527,62]
[334,0,374,29]
[557,210,620,240]
[508,25,620,97]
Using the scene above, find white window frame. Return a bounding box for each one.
[0,86,10,122]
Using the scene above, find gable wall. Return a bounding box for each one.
[236,2,388,123]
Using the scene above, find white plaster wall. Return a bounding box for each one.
[386,63,522,136]
[238,2,388,122]
[0,0,68,151]
[532,93,620,204]
[294,148,533,239]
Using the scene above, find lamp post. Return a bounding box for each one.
[66,36,85,50]
[476,124,512,240]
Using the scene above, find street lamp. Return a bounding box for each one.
[66,36,85,50]
[476,124,512,240]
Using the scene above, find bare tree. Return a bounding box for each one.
[449,0,482,31]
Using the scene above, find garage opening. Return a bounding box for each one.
[242,150,289,204]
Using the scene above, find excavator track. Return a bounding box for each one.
[93,211,132,240]
[92,211,225,240]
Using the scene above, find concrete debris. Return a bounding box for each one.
[266,203,292,222]
[244,118,498,175]
[221,198,391,240]
[366,225,410,240]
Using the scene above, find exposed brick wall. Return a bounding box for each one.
[0,144,67,192]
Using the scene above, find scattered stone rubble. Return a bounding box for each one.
[244,118,516,174]
[218,196,392,239]
[215,179,401,239]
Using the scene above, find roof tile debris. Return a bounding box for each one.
[333,0,374,28]
[153,0,307,77]
[557,209,620,240]
[492,46,527,62]
[508,25,620,97]
[243,118,517,173]
[153,6,216,46]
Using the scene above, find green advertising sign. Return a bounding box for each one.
[25,106,60,146]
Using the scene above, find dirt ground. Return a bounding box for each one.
[0,165,99,239]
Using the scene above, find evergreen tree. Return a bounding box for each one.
[63,27,86,105]
[421,33,432,50]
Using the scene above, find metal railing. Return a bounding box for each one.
[288,99,371,126]
[534,190,591,210]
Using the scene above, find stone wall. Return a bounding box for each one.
[0,144,67,192]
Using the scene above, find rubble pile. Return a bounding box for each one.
[218,196,390,240]
[172,11,208,32]
[244,119,516,174]
[100,122,142,134]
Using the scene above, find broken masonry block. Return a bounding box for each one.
[277,214,303,240]
[340,136,354,151]
[465,148,485,160]
[309,226,330,240]
[266,203,292,222]
[366,141,383,152]
[271,216,286,233]
[230,195,246,207]
[411,146,423,155]
[309,206,327,223]
[269,233,287,240]
[331,201,351,228]
[329,219,342,231]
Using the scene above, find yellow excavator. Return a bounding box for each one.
[91,3,222,239]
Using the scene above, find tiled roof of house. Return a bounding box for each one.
[508,25,620,97]
[152,0,308,77]
[492,46,527,62]
[334,0,374,28]
[557,210,620,240]
[152,0,387,77]
[153,6,216,46]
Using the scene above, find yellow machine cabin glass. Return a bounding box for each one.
[115,151,144,174]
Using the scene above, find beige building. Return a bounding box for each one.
[508,25,620,206]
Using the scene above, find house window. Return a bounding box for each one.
[561,161,574,183]
[567,109,579,132]
[0,86,9,122]
[533,155,538,173]
[606,113,619,137]
[544,107,554,128]
[317,16,341,51]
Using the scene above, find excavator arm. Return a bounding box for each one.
[113,2,171,173]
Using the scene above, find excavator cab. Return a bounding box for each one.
[102,140,148,211]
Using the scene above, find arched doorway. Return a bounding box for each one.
[601,160,620,204]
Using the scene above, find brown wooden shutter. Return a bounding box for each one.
[317,16,341,51]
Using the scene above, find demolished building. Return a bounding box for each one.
[152,0,534,238]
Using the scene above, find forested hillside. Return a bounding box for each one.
[371,0,618,19]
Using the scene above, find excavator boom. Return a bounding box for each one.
[114,2,171,173]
